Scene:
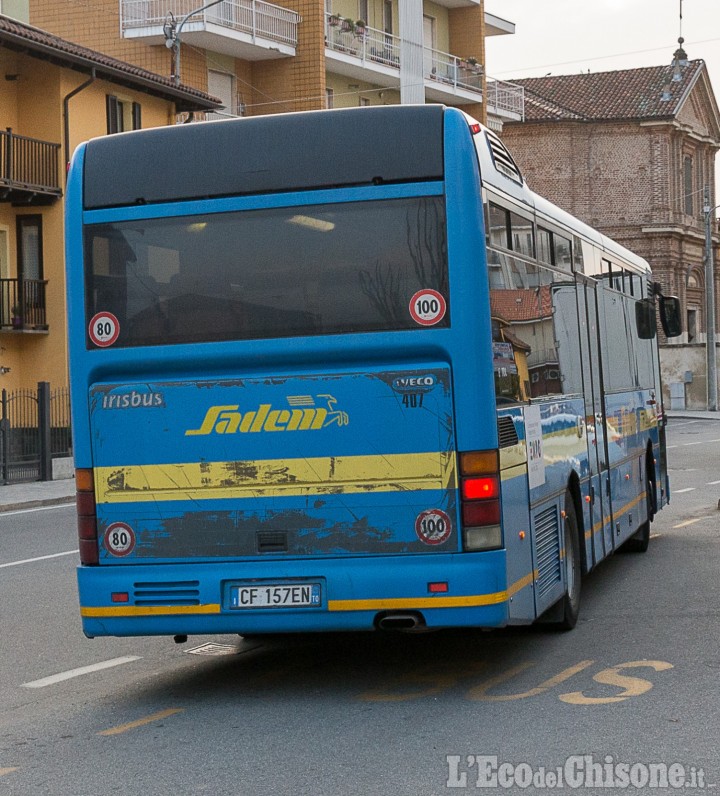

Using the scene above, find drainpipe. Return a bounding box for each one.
[63,68,96,180]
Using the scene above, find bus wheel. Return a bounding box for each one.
[556,490,581,630]
[621,471,655,553]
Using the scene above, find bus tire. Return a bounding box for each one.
[621,468,655,553]
[556,490,582,631]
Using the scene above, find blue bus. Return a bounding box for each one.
[65,105,680,639]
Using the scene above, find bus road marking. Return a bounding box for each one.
[673,488,696,493]
[99,708,184,736]
[673,518,702,528]
[0,768,18,777]
[0,550,78,569]
[559,661,674,705]
[21,656,141,688]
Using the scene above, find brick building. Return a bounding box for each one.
[27,0,524,128]
[500,56,720,408]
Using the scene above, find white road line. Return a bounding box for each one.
[682,441,704,446]
[673,488,696,493]
[708,480,720,485]
[0,550,78,569]
[22,656,141,689]
[0,503,74,517]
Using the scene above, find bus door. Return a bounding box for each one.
[577,275,613,564]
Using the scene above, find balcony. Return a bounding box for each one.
[325,15,484,105]
[486,78,525,122]
[0,129,61,205]
[0,279,48,332]
[120,0,301,60]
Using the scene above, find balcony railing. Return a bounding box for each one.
[0,129,61,201]
[0,279,48,331]
[325,14,483,96]
[121,0,300,48]
[486,78,525,120]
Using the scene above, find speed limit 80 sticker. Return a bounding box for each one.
[89,312,120,348]
[104,522,136,557]
[409,289,447,327]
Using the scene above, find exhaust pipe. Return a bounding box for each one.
[375,611,426,631]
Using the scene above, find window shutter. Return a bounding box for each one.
[106,95,119,135]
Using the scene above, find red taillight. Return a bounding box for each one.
[76,468,98,566]
[469,123,482,134]
[462,499,500,526]
[462,476,500,501]
[459,450,502,551]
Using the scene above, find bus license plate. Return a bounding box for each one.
[230,582,321,609]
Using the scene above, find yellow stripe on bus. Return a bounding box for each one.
[94,452,457,504]
[79,573,538,618]
[584,491,646,540]
[81,604,221,617]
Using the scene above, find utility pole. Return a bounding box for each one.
[704,185,718,411]
[164,0,226,87]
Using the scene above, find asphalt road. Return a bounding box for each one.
[0,417,718,795]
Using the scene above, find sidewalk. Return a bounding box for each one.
[0,409,717,513]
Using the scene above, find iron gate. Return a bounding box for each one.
[0,382,72,484]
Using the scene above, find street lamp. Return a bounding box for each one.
[703,185,719,411]
[164,0,227,87]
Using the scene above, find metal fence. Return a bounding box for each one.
[0,382,72,484]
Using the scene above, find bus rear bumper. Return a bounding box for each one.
[77,551,511,637]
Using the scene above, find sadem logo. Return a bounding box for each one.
[185,394,349,436]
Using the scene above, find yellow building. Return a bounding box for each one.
[0,14,217,391]
[28,0,522,130]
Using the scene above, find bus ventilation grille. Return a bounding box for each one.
[257,532,288,554]
[533,507,562,598]
[484,130,523,185]
[497,415,519,448]
[133,581,201,606]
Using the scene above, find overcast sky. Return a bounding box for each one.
[484,0,720,212]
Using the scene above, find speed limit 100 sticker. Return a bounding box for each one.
[89,312,120,348]
[409,289,447,327]
[415,508,452,546]
[104,522,136,557]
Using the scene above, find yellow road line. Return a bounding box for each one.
[0,768,18,777]
[99,708,184,736]
[673,518,701,528]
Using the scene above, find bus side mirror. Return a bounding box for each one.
[659,295,682,338]
[635,298,656,339]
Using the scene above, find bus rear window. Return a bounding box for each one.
[83,196,448,348]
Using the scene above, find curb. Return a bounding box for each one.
[0,497,75,513]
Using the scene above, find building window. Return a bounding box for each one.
[326,88,334,109]
[684,155,693,215]
[687,308,698,342]
[17,215,42,283]
[207,70,236,119]
[358,0,368,22]
[383,0,392,34]
[106,96,142,134]
[359,96,370,106]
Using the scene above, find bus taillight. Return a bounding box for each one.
[459,451,502,551]
[76,468,98,565]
